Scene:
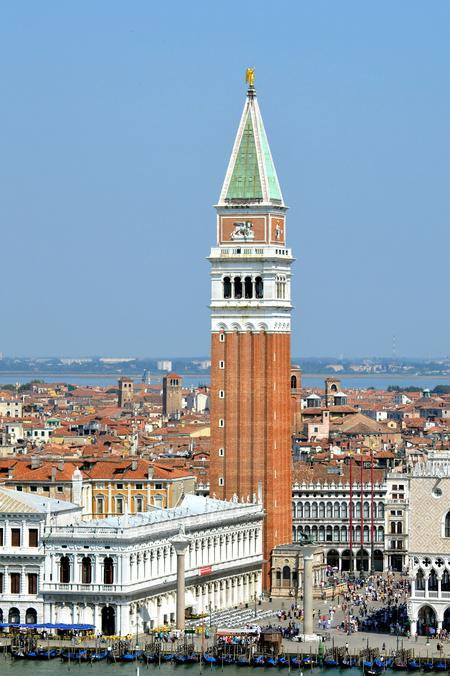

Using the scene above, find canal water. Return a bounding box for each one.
[0,659,348,676]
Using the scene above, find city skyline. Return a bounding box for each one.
[1,1,449,358]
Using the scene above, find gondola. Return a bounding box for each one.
[141,652,157,664]
[203,654,217,664]
[220,654,235,665]
[302,655,316,669]
[323,658,339,668]
[278,656,289,667]
[266,656,278,667]
[61,650,87,661]
[120,650,143,662]
[407,660,421,671]
[89,650,109,662]
[363,659,377,676]
[37,648,60,660]
[252,655,265,667]
[186,653,200,664]
[434,662,447,672]
[422,662,434,672]
[174,654,187,664]
[339,656,357,668]
[162,653,175,662]
[392,660,407,671]
[237,656,251,666]
[291,657,303,667]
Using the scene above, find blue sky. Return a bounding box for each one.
[1,1,449,358]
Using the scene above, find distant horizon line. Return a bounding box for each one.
[1,354,449,361]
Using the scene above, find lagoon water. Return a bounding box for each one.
[0,374,449,390]
[0,659,349,676]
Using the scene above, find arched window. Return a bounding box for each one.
[25,608,37,624]
[311,502,318,518]
[355,502,361,518]
[378,503,385,518]
[60,555,70,583]
[326,526,332,542]
[223,277,232,299]
[282,566,290,587]
[397,522,403,534]
[333,526,340,542]
[104,557,114,585]
[391,522,396,534]
[244,276,253,299]
[318,526,325,542]
[234,276,242,299]
[81,556,92,584]
[442,570,450,592]
[334,502,340,518]
[445,511,450,537]
[429,569,438,591]
[8,608,20,624]
[363,502,370,519]
[255,276,263,299]
[298,503,303,518]
[319,502,325,518]
[341,503,348,518]
[304,503,310,519]
[326,502,332,518]
[291,375,297,390]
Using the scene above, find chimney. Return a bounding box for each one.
[51,466,57,482]
[147,466,154,480]
[58,461,64,472]
[131,459,138,471]
[31,456,41,470]
[7,467,14,480]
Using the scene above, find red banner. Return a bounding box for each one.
[199,565,212,576]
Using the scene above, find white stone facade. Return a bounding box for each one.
[408,460,450,635]
[292,477,387,573]
[0,488,80,627]
[42,495,264,635]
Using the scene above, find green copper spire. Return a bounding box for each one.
[219,82,285,207]
[225,111,263,201]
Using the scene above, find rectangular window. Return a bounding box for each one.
[116,497,124,514]
[219,390,225,398]
[11,528,21,547]
[219,334,225,342]
[30,485,37,492]
[28,573,38,594]
[219,448,225,457]
[219,419,224,428]
[10,572,20,594]
[96,497,104,514]
[154,483,163,490]
[116,483,123,490]
[135,497,143,512]
[57,486,64,492]
[219,360,225,369]
[28,529,38,547]
[136,483,143,490]
[218,477,224,487]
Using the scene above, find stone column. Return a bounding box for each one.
[171,534,191,631]
[303,546,316,639]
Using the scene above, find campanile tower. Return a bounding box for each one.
[209,72,293,588]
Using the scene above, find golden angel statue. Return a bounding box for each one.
[246,67,255,88]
